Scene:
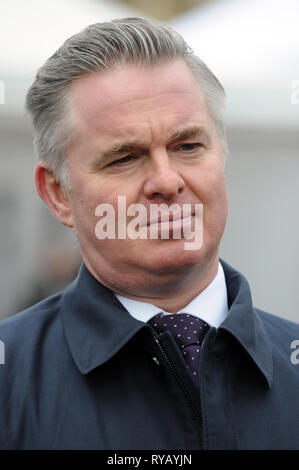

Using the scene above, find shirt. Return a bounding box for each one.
[115,261,228,328]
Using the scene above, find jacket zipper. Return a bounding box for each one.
[154,337,203,444]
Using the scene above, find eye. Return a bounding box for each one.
[178,143,202,152]
[108,155,136,166]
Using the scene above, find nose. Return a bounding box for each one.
[143,151,185,200]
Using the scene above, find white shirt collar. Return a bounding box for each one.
[114,262,228,328]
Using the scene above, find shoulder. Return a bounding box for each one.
[0,292,65,379]
[0,292,63,343]
[257,308,299,366]
[0,291,76,448]
[257,308,299,338]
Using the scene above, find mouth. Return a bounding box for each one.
[147,213,194,227]
[144,211,196,239]
[145,207,196,227]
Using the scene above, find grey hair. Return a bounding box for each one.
[26,17,228,189]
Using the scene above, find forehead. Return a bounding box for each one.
[70,60,212,142]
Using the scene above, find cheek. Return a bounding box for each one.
[188,165,227,204]
[68,175,141,238]
[210,172,228,205]
[67,179,100,239]
[204,172,228,234]
[189,167,228,235]
[206,173,228,223]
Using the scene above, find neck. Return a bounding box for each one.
[86,252,220,314]
[125,255,219,313]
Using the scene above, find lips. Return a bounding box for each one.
[147,212,186,226]
[145,205,196,227]
[150,215,194,227]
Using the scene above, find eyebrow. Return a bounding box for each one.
[170,127,209,144]
[96,126,210,161]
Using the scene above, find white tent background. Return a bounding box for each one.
[0,0,140,118]
[171,0,299,127]
[0,0,298,321]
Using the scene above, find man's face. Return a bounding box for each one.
[63,59,228,293]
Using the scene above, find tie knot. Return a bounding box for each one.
[148,313,209,349]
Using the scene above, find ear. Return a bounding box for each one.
[35,161,74,227]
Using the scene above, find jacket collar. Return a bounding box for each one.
[220,259,273,388]
[60,264,147,374]
[61,261,273,387]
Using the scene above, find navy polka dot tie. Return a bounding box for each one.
[148,313,209,385]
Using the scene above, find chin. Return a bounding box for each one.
[145,240,205,274]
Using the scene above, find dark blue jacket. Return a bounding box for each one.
[0,260,298,449]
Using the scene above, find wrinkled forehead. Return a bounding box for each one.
[70,60,210,134]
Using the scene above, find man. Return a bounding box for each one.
[0,17,298,450]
